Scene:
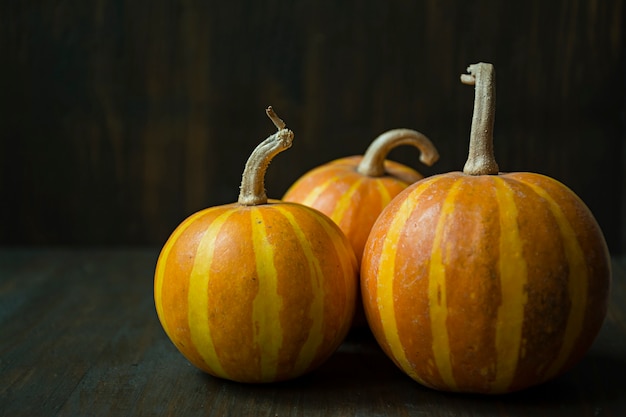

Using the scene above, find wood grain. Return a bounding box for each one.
[0,1,623,252]
[0,249,625,416]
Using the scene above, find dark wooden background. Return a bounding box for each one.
[1,0,624,253]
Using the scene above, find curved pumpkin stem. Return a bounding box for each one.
[238,107,294,206]
[461,62,499,176]
[356,129,439,177]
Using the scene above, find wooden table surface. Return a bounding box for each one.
[1,248,625,417]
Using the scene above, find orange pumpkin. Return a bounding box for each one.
[154,107,358,383]
[361,63,611,394]
[283,128,439,265]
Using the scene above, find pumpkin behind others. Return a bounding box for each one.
[283,128,439,265]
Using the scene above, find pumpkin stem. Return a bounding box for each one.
[461,62,499,176]
[356,129,439,177]
[238,106,294,206]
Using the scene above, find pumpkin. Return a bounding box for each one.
[360,63,611,394]
[154,107,358,383]
[283,128,439,265]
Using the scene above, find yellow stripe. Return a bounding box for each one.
[375,177,439,386]
[308,205,357,289]
[492,178,528,392]
[188,209,233,378]
[330,178,364,222]
[250,207,283,381]
[428,180,463,390]
[296,172,337,207]
[274,207,325,374]
[155,209,215,338]
[527,182,588,379]
[375,179,393,206]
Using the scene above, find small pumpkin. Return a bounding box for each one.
[154,107,358,383]
[360,63,611,394]
[283,128,439,265]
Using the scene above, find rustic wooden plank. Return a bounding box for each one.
[0,250,157,415]
[1,250,625,416]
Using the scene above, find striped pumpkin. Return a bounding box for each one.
[154,108,358,383]
[283,128,439,265]
[360,63,611,394]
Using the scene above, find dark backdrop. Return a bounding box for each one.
[1,1,624,253]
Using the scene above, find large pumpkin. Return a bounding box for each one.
[360,63,611,394]
[283,128,439,265]
[154,107,358,383]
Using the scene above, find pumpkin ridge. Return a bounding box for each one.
[492,177,528,392]
[307,204,360,341]
[187,208,235,379]
[374,178,394,207]
[297,172,341,207]
[522,180,589,381]
[257,206,315,380]
[155,205,241,373]
[429,177,500,392]
[306,209,359,369]
[155,209,208,341]
[272,206,326,375]
[330,177,366,224]
[250,207,284,381]
[393,179,456,389]
[305,204,358,324]
[497,176,571,390]
[284,163,351,207]
[427,179,464,391]
[509,174,611,378]
[374,177,442,386]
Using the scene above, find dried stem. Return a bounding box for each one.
[461,63,499,176]
[238,107,294,206]
[357,129,439,177]
[266,106,286,130]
